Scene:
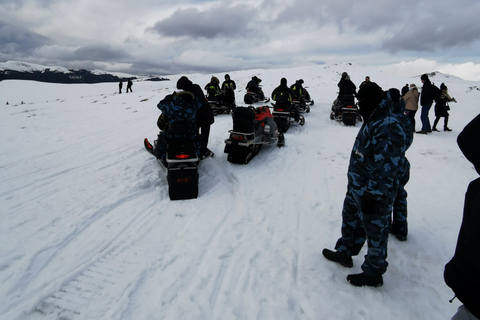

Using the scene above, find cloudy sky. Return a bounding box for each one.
[1,0,480,80]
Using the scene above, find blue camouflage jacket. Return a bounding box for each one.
[157,91,202,124]
[347,91,407,201]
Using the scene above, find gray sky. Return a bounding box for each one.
[1,0,480,80]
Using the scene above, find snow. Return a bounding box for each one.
[1,63,479,320]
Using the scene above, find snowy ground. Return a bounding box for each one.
[1,63,479,320]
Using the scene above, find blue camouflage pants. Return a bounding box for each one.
[392,162,410,237]
[335,186,392,276]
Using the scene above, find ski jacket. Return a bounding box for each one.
[403,88,419,111]
[420,79,434,106]
[444,113,480,319]
[157,91,202,127]
[347,90,407,202]
[246,78,261,93]
[222,79,236,91]
[339,79,357,98]
[271,84,293,103]
[434,90,454,117]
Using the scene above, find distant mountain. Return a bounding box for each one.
[0,61,168,84]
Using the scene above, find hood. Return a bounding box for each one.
[369,89,396,121]
[457,113,480,175]
[390,88,406,115]
[177,76,193,90]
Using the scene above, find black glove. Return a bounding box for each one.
[361,195,380,214]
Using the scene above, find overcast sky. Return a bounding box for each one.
[1,0,480,80]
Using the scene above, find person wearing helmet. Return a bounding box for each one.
[290,79,306,110]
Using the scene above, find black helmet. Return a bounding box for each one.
[225,74,230,80]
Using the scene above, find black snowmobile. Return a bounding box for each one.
[271,101,305,133]
[144,122,200,200]
[207,98,235,116]
[224,106,285,164]
[302,87,314,106]
[330,94,362,126]
[243,87,270,104]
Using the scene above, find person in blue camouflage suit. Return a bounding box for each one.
[391,95,414,241]
[154,90,202,162]
[323,89,407,287]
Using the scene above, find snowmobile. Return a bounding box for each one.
[302,87,314,106]
[207,99,235,116]
[292,99,310,113]
[144,122,200,200]
[271,101,305,133]
[224,106,285,164]
[243,88,270,104]
[330,94,362,126]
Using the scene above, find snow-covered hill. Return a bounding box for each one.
[1,63,479,320]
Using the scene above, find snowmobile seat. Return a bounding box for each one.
[232,107,255,133]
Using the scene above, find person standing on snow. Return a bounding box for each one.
[403,84,420,130]
[418,73,434,134]
[391,92,414,241]
[357,76,384,121]
[444,113,480,320]
[118,80,123,94]
[323,89,407,287]
[178,76,215,159]
[221,74,237,110]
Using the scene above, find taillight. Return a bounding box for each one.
[277,109,284,111]
[175,154,191,159]
[231,134,245,141]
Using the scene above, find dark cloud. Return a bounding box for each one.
[147,4,255,39]
[72,44,132,62]
[382,4,480,53]
[0,21,51,54]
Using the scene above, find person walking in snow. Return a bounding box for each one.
[119,80,123,94]
[432,83,457,132]
[403,84,420,130]
[126,80,133,93]
[323,89,407,287]
[444,113,480,320]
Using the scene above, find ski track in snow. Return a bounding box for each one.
[1,65,479,320]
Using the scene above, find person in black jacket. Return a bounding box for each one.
[177,76,215,159]
[444,113,480,320]
[418,74,434,134]
[272,78,299,121]
[357,76,384,121]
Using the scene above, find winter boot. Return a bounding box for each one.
[347,273,383,287]
[322,249,353,268]
[444,127,452,131]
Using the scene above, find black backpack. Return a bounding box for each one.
[431,83,442,103]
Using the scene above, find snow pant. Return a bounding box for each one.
[433,115,449,130]
[199,124,211,156]
[420,103,432,132]
[405,109,416,131]
[452,305,478,320]
[334,186,392,277]
[392,161,410,237]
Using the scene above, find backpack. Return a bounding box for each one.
[431,83,442,103]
